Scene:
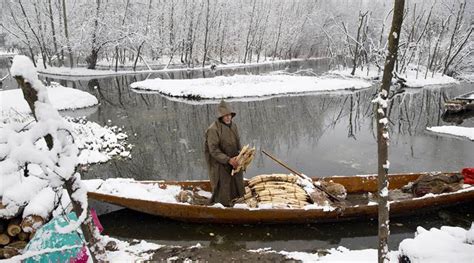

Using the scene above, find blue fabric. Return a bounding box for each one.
[24,212,84,263]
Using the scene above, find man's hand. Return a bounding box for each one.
[228,157,239,170]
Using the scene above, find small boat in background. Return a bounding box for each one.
[444,91,474,113]
[87,172,474,224]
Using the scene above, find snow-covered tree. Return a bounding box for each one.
[0,55,105,261]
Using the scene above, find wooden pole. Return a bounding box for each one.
[376,0,405,262]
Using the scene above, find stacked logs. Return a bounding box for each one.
[0,206,45,259]
[239,174,312,208]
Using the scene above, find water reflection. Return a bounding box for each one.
[0,56,14,90]
[41,64,474,181]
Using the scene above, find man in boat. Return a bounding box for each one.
[204,100,245,206]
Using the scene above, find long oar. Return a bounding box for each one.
[261,150,343,203]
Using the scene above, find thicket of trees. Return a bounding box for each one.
[0,0,472,75]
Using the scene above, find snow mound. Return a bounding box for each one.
[427,126,474,141]
[69,117,132,164]
[399,225,474,262]
[130,74,372,99]
[0,82,98,114]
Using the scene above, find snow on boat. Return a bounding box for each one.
[86,172,474,224]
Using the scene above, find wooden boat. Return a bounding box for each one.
[87,172,474,224]
[444,91,474,113]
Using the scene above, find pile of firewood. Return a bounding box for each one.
[0,204,45,259]
[231,145,256,176]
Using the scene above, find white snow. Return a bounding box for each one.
[0,176,48,218]
[70,117,132,164]
[10,56,45,91]
[23,187,56,219]
[282,247,399,262]
[372,95,388,108]
[427,126,474,141]
[330,65,459,88]
[399,226,474,262]
[0,82,98,114]
[130,74,372,99]
[379,117,389,125]
[278,225,474,262]
[1,114,131,167]
[84,178,182,203]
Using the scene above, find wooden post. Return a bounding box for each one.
[376,0,405,262]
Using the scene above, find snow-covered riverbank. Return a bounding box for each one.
[0,83,132,165]
[330,65,459,88]
[36,58,313,78]
[0,82,98,114]
[427,126,474,141]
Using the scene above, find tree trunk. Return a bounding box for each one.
[64,175,105,262]
[202,0,210,68]
[351,11,368,75]
[47,0,60,66]
[86,49,99,70]
[86,0,101,69]
[375,0,404,262]
[243,0,257,64]
[443,0,466,75]
[62,0,74,68]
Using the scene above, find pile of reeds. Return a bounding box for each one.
[239,174,311,208]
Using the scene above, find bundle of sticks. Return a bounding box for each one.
[231,145,256,176]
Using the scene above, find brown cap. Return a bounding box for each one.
[217,100,236,119]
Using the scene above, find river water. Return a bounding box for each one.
[2,57,473,251]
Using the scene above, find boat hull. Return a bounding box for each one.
[87,172,474,224]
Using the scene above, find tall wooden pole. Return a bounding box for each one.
[376,0,405,262]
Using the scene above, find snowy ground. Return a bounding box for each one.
[130,74,372,100]
[7,224,473,262]
[252,224,474,262]
[427,126,474,141]
[330,65,459,88]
